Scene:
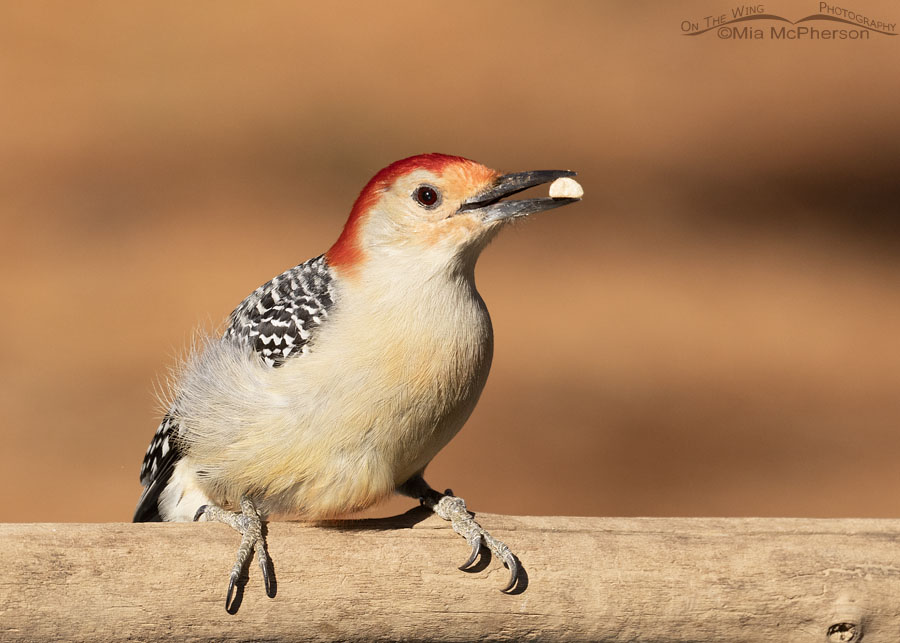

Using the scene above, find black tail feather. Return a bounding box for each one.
[132,458,176,522]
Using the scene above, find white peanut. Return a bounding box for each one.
[549,177,583,199]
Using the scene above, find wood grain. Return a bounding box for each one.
[1,512,898,641]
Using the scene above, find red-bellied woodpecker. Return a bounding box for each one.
[134,153,581,609]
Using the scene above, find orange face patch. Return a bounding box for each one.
[434,160,499,206]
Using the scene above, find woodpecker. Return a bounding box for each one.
[134,153,581,608]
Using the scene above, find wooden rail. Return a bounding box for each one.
[1,512,898,641]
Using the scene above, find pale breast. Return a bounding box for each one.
[297,273,495,485]
[201,271,496,518]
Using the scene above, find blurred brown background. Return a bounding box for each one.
[1,2,898,522]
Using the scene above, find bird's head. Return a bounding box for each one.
[327,154,579,276]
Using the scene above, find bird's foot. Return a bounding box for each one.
[194,495,274,609]
[432,494,518,592]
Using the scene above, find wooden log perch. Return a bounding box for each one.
[1,513,899,642]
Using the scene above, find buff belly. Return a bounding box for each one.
[169,275,494,521]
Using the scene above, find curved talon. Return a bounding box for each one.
[500,552,518,592]
[262,565,274,598]
[459,538,481,570]
[225,571,238,609]
[193,505,208,522]
[257,544,275,598]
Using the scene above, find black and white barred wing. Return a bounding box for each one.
[134,413,181,521]
[133,255,335,521]
[225,254,334,367]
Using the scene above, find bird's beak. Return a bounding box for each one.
[457,170,580,223]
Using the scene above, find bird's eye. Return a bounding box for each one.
[414,185,440,208]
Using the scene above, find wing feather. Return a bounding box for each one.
[133,254,335,521]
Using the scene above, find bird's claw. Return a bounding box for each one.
[257,540,275,598]
[197,495,274,609]
[459,536,481,570]
[434,494,519,591]
[225,571,239,610]
[500,550,518,592]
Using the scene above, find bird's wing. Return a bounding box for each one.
[224,254,335,367]
[134,413,181,521]
[133,254,336,521]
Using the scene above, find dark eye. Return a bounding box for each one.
[414,185,440,208]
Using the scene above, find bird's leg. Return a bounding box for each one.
[398,475,518,592]
[194,495,274,609]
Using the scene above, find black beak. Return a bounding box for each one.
[457,170,580,222]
